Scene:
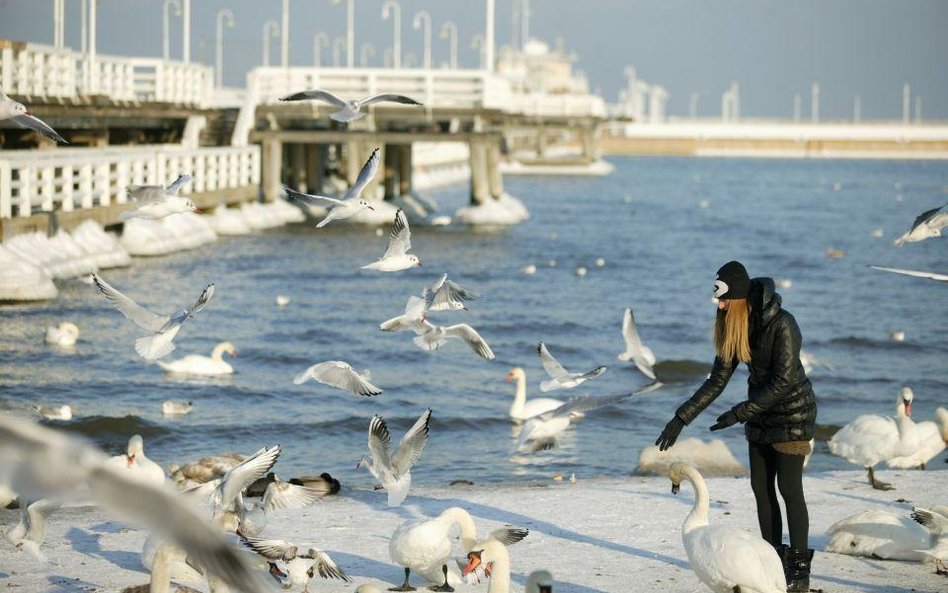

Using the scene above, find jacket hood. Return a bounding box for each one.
[750,277,781,332]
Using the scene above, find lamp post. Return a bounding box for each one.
[163,0,182,60]
[313,32,329,65]
[53,0,65,48]
[332,0,355,68]
[412,10,431,69]
[280,0,290,67]
[332,37,346,67]
[263,20,280,66]
[182,0,190,62]
[440,21,457,69]
[485,0,495,71]
[360,43,375,67]
[381,0,401,69]
[215,9,235,88]
[470,34,485,69]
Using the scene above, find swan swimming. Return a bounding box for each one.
[44,322,78,347]
[505,367,568,422]
[157,341,236,376]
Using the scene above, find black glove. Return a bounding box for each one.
[710,410,739,431]
[656,416,686,451]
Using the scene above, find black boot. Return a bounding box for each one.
[785,548,814,592]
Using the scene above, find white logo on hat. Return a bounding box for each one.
[713,279,729,299]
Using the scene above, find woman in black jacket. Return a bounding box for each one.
[655,260,817,593]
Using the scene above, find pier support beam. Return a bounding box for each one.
[345,140,363,187]
[469,139,490,206]
[487,140,504,199]
[290,143,306,189]
[383,145,398,201]
[262,137,283,203]
[305,144,322,194]
[536,127,547,157]
[397,145,413,197]
[581,127,596,163]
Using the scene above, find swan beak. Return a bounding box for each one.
[904,402,912,416]
[231,350,238,358]
[505,373,514,383]
[671,482,680,495]
[268,561,288,580]
[127,455,135,467]
[461,551,482,576]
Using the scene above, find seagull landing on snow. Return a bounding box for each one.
[893,203,948,246]
[358,408,432,507]
[537,342,606,392]
[361,209,421,272]
[293,361,382,396]
[91,273,215,360]
[284,148,380,228]
[617,307,657,380]
[278,89,423,123]
[121,174,198,220]
[869,264,948,283]
[0,85,67,143]
[241,536,351,590]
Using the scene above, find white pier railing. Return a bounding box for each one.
[0,145,260,219]
[0,40,213,106]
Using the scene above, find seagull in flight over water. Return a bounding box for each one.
[617,307,657,380]
[284,148,380,228]
[537,342,606,392]
[278,89,423,123]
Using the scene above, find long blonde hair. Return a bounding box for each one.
[713,299,751,363]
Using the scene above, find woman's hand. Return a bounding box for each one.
[710,410,739,431]
[656,416,686,451]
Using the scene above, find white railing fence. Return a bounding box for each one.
[0,145,260,219]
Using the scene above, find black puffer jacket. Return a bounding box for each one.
[675,277,818,444]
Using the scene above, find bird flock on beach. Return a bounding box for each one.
[4,78,948,593]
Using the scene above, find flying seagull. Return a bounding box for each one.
[893,203,948,246]
[293,361,382,396]
[869,264,948,283]
[284,147,380,228]
[617,307,657,380]
[357,408,432,506]
[537,342,606,392]
[121,175,198,220]
[91,273,215,360]
[278,89,423,123]
[361,209,422,271]
[380,296,494,360]
[422,273,480,313]
[0,85,67,144]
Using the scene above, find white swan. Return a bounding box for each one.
[45,322,78,347]
[157,341,236,376]
[826,508,934,561]
[887,406,948,470]
[389,506,528,591]
[668,462,787,593]
[636,437,747,477]
[828,387,920,490]
[526,570,554,593]
[104,435,165,486]
[505,367,567,422]
[461,539,512,593]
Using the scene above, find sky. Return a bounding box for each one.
[0,0,945,121]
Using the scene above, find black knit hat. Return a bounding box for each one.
[714,260,750,300]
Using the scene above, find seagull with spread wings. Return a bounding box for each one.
[361,209,421,271]
[617,307,657,380]
[120,174,198,220]
[91,273,215,360]
[537,341,606,392]
[0,85,67,144]
[357,408,432,507]
[293,361,382,396]
[422,273,480,313]
[893,203,948,246]
[380,296,494,360]
[284,147,380,228]
[869,264,948,283]
[279,89,423,123]
[241,535,351,591]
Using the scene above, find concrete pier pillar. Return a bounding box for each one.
[469,139,490,206]
[290,143,306,188]
[383,145,398,201]
[487,140,504,199]
[262,137,283,203]
[581,127,597,163]
[398,145,413,197]
[345,140,363,187]
[305,144,322,194]
[536,127,547,157]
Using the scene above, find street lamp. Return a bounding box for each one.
[412,10,431,69]
[332,36,346,67]
[381,0,401,69]
[215,8,235,88]
[313,32,329,66]
[360,43,375,67]
[440,21,457,69]
[262,20,280,67]
[331,0,355,68]
[163,0,181,60]
[471,34,485,69]
[280,0,290,67]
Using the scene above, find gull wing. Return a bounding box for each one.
[360,93,423,107]
[166,174,192,195]
[367,415,393,473]
[215,445,281,511]
[304,549,351,581]
[912,507,948,534]
[911,204,948,230]
[125,184,167,204]
[262,481,327,513]
[283,186,347,206]
[443,324,494,360]
[392,408,432,477]
[424,274,479,310]
[11,113,67,143]
[345,147,381,200]
[621,308,645,354]
[240,535,297,561]
[869,265,948,283]
[279,89,347,107]
[92,273,168,333]
[187,283,216,316]
[487,526,530,546]
[382,209,412,259]
[538,342,569,380]
[294,361,383,396]
[539,392,635,422]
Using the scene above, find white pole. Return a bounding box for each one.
[216,9,235,88]
[441,22,457,69]
[88,0,97,93]
[902,82,911,126]
[811,82,820,124]
[511,0,519,49]
[485,0,495,71]
[381,1,401,69]
[182,0,191,63]
[413,11,431,69]
[53,0,64,48]
[281,0,290,67]
[163,0,182,60]
[263,20,280,67]
[81,0,88,53]
[313,33,329,66]
[347,0,354,68]
[520,0,529,49]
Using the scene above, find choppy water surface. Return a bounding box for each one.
[2,156,946,487]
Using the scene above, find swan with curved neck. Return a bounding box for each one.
[105,435,165,486]
[156,342,237,376]
[829,387,920,490]
[668,462,786,593]
[506,367,567,422]
[462,539,511,593]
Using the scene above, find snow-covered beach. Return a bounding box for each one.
[2,468,944,593]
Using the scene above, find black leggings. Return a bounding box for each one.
[748,441,809,551]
